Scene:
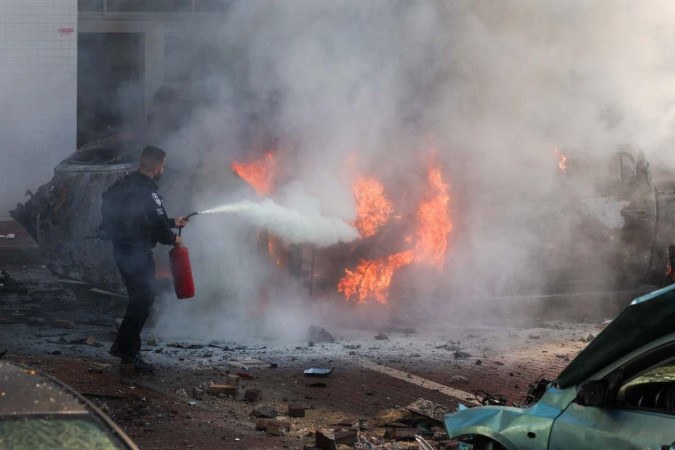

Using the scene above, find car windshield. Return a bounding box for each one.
[0,416,126,450]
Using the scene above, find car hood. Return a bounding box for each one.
[557,283,675,388]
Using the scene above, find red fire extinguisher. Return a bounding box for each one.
[169,224,195,299]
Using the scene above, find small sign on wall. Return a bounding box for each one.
[58,28,75,36]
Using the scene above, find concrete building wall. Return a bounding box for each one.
[0,0,77,219]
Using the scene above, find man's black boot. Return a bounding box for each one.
[121,354,155,374]
[109,342,124,358]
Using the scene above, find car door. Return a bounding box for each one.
[548,347,675,450]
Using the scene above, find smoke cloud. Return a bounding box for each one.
[200,198,359,247]
[135,0,675,339]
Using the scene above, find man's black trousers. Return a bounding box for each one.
[112,247,155,358]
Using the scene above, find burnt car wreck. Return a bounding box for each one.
[11,139,675,305]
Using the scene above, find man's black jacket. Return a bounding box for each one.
[103,171,177,251]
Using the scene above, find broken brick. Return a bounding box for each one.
[336,418,359,428]
[266,420,291,436]
[255,419,271,430]
[315,428,357,450]
[207,384,237,396]
[288,403,305,418]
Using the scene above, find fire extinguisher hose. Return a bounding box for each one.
[178,212,200,237]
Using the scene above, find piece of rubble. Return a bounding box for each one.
[374,333,389,340]
[454,350,471,359]
[192,387,205,400]
[176,389,188,397]
[253,404,278,419]
[255,419,271,431]
[307,325,335,343]
[336,418,359,428]
[585,333,595,342]
[304,367,334,377]
[289,403,305,418]
[114,318,123,330]
[405,398,449,423]
[451,375,469,383]
[244,389,262,402]
[343,344,361,350]
[87,363,111,374]
[227,374,241,386]
[85,336,96,346]
[266,420,291,436]
[167,342,204,349]
[475,359,482,365]
[315,428,357,449]
[384,427,432,441]
[207,383,237,397]
[528,335,540,340]
[51,319,75,329]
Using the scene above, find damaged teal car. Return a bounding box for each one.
[444,284,675,449]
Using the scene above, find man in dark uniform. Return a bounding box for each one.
[104,145,188,373]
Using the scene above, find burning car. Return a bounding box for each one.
[9,137,675,306]
[0,361,137,449]
[443,284,675,449]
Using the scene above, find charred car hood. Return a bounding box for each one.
[556,283,675,388]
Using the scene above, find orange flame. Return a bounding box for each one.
[353,177,393,238]
[231,151,276,196]
[339,163,452,304]
[553,147,567,172]
[338,251,414,304]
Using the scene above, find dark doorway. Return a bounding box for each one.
[77,33,145,147]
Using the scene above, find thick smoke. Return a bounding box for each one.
[151,1,675,339]
[200,198,359,247]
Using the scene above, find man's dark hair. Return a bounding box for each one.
[141,145,166,164]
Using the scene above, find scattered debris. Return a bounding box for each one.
[528,335,540,340]
[192,386,205,400]
[436,341,461,351]
[266,420,290,436]
[228,358,268,371]
[207,383,237,397]
[451,375,469,383]
[255,419,271,430]
[337,418,360,428]
[0,270,26,293]
[167,342,204,350]
[304,367,334,377]
[475,359,482,365]
[384,427,433,441]
[176,389,188,398]
[243,389,262,402]
[87,363,111,374]
[316,428,358,449]
[343,344,361,350]
[252,404,278,419]
[85,336,96,346]
[415,434,436,450]
[307,325,335,343]
[374,333,389,340]
[405,398,448,423]
[307,382,327,388]
[453,350,471,359]
[585,333,595,342]
[288,403,305,418]
[236,372,254,380]
[50,319,75,329]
